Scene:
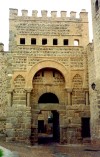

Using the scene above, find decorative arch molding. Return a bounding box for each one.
[11,72,26,89]
[26,60,69,88]
[72,74,83,88]
[70,71,86,89]
[12,73,26,82]
[13,74,25,81]
[72,74,83,81]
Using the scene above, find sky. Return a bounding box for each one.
[0,0,93,51]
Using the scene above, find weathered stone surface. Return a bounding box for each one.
[89,0,100,145]
[0,8,91,144]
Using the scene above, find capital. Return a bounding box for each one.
[25,88,32,93]
[65,88,73,93]
[83,88,89,92]
[8,89,14,93]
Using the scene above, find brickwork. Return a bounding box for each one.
[0,8,90,144]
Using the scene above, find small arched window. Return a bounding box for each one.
[74,39,79,46]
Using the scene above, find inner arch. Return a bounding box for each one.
[26,60,69,88]
[38,93,59,103]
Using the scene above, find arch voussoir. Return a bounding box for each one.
[26,60,69,88]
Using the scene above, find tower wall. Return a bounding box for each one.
[90,0,100,145]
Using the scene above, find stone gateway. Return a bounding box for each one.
[0,6,98,145]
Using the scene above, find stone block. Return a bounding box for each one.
[6,129,15,137]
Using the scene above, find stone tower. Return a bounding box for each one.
[0,8,90,144]
[89,0,100,145]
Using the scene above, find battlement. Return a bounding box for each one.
[9,8,88,21]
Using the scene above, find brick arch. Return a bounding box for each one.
[26,60,69,88]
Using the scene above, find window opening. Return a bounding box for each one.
[74,39,79,46]
[63,39,69,45]
[53,39,58,45]
[95,0,99,12]
[20,38,25,44]
[31,38,36,45]
[42,39,47,45]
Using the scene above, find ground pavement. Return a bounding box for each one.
[0,139,100,157]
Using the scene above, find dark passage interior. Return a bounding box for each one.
[38,92,59,103]
[37,92,60,144]
[38,110,60,144]
[81,117,90,138]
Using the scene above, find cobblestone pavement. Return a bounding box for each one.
[0,139,100,157]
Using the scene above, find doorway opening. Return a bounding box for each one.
[38,92,59,103]
[38,110,60,144]
[81,117,90,138]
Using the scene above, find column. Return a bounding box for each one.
[8,89,13,106]
[26,89,32,107]
[66,88,72,105]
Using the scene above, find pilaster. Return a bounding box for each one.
[65,88,72,105]
[7,89,13,106]
[84,88,89,105]
[26,88,32,107]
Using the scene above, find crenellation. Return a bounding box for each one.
[21,9,28,16]
[32,10,38,17]
[9,8,18,18]
[9,8,88,21]
[51,11,57,18]
[70,11,76,18]
[41,10,48,17]
[60,11,67,17]
[79,9,88,22]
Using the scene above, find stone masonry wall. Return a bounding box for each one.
[0,44,8,134]
[5,8,90,144]
[87,43,98,142]
[6,106,31,143]
[90,0,100,145]
[13,75,26,106]
[9,9,89,51]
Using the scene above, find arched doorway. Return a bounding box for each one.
[38,92,59,103]
[38,93,60,144]
[31,68,65,144]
